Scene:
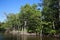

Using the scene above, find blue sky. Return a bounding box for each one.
[0,0,42,22]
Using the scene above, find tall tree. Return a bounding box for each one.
[19,4,42,33]
[42,0,59,34]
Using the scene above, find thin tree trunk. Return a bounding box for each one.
[53,21,55,29]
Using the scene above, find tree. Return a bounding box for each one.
[19,4,42,33]
[5,13,21,30]
[41,0,59,34]
[0,22,6,32]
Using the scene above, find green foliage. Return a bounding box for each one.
[41,0,59,34]
[19,4,42,32]
[0,4,42,33]
[50,30,56,35]
[0,0,59,35]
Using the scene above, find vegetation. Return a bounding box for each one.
[42,0,59,35]
[0,0,59,35]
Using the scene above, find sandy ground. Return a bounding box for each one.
[10,30,37,35]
